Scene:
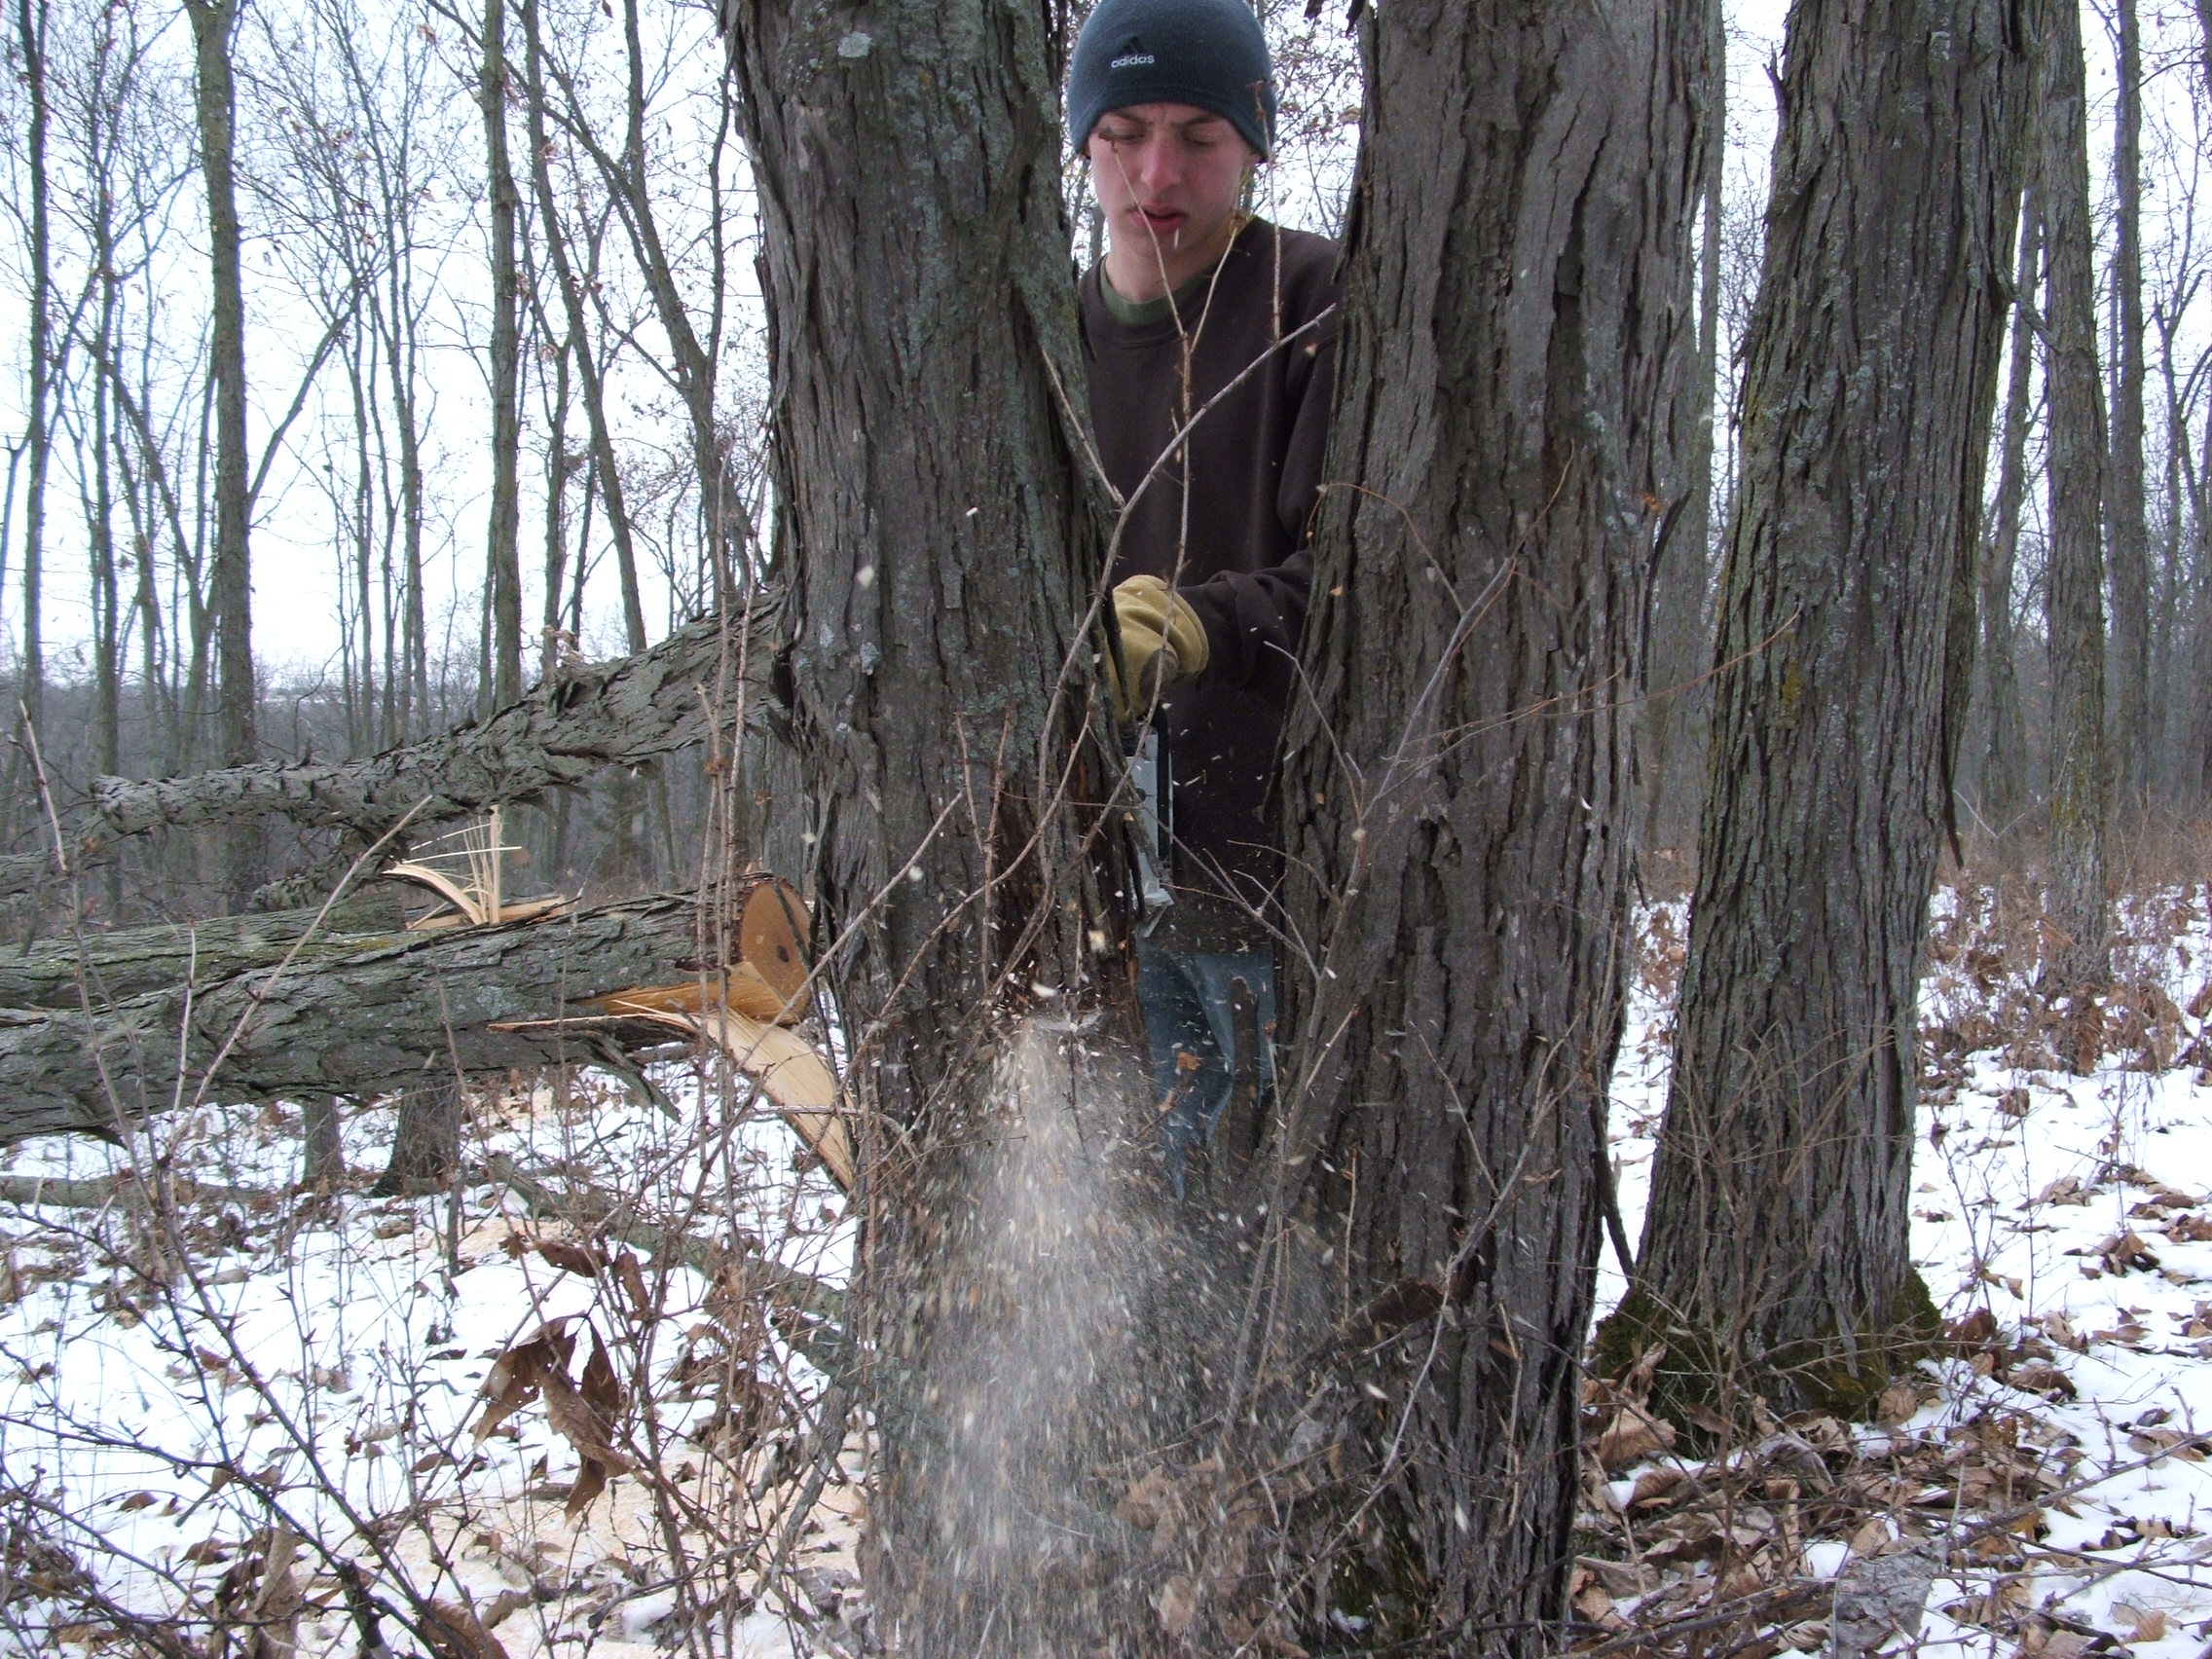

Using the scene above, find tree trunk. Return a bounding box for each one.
[14,0,51,795]
[1623,0,2033,1419]
[2039,0,2112,999]
[0,890,407,1009]
[1275,0,1707,1641]
[302,1094,345,1189]
[481,0,525,711]
[1638,2,1727,872]
[372,1081,463,1196]
[1979,193,2039,839]
[2106,0,2149,810]
[722,1,1121,1648]
[518,0,647,657]
[185,0,260,903]
[88,606,773,838]
[0,892,700,1143]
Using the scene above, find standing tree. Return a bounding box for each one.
[184,0,260,900]
[1978,193,2038,839]
[1615,0,2035,1415]
[2039,0,2112,1003]
[479,0,525,711]
[1275,0,1707,1640]
[1638,2,1728,866]
[12,0,53,823]
[2106,0,2149,807]
[720,0,1120,1648]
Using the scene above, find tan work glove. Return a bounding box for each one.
[1109,574,1211,720]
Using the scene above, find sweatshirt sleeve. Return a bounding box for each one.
[1185,312,1338,705]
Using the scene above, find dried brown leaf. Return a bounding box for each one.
[613,1251,651,1320]
[579,1328,623,1420]
[534,1240,600,1279]
[470,1319,574,1446]
[423,1599,513,1659]
[1595,1404,1676,1473]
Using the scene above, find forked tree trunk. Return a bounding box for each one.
[1621,0,2033,1417]
[1275,0,1707,1641]
[720,3,1121,1648]
[2038,0,2112,1000]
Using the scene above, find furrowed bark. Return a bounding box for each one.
[1626,0,2032,1414]
[1276,0,1707,1642]
[722,2,1121,1649]
[2039,0,2112,997]
[0,893,697,1143]
[0,890,408,1009]
[47,606,774,882]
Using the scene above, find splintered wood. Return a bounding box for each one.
[583,879,854,1194]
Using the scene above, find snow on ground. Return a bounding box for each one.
[1592,884,2212,1659]
[0,1063,860,1655]
[7,885,2212,1656]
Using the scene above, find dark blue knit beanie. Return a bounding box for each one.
[1068,0,1276,161]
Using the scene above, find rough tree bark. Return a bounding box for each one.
[1274,0,1706,1642]
[1638,2,1727,869]
[480,0,525,711]
[2106,0,2149,806]
[721,1,1121,1649]
[1618,0,2033,1417]
[2039,0,2112,998]
[0,604,779,903]
[184,0,261,902]
[0,892,698,1143]
[0,890,407,1008]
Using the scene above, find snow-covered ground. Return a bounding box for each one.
[1593,885,2212,1659]
[7,886,2212,1656]
[0,1067,858,1656]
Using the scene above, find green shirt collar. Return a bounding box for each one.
[1098,265,1221,327]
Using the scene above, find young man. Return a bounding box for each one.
[1068,0,1339,1196]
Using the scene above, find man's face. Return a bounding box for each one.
[1087,102,1255,297]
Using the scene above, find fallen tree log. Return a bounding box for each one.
[0,603,785,905]
[0,890,410,1010]
[90,606,773,841]
[0,894,705,1143]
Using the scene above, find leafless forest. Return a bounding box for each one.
[6,0,2212,1655]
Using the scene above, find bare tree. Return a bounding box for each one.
[2108,0,2151,806]
[478,0,524,710]
[2039,0,2112,1000]
[1638,2,1727,868]
[1620,0,2034,1417]
[1980,194,2040,837]
[184,0,260,903]
[12,0,54,809]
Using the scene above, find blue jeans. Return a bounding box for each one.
[1135,940,1277,1198]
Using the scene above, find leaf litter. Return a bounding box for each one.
[1586,883,2212,1659]
[6,883,2212,1655]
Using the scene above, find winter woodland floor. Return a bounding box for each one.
[7,884,2212,1657]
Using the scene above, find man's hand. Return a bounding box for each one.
[1110,574,1212,719]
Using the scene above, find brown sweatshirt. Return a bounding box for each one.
[1079,219,1340,911]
